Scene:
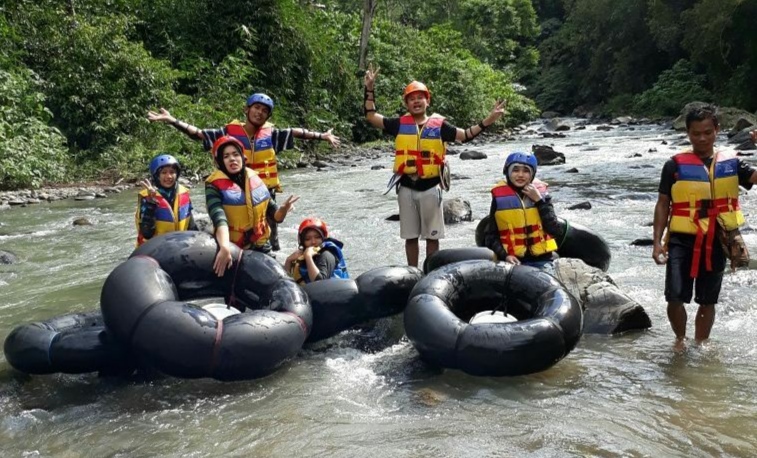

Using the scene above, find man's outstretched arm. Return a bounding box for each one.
[453,100,507,143]
[147,108,205,141]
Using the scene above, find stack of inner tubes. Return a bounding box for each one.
[2,231,423,378]
[100,231,312,381]
[405,260,583,376]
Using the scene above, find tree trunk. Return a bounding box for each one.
[358,0,377,71]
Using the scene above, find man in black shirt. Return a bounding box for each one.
[147,93,340,251]
[363,64,507,267]
[652,105,757,350]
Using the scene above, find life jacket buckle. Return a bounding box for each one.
[698,199,712,219]
[421,150,431,158]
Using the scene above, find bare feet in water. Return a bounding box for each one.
[673,338,687,352]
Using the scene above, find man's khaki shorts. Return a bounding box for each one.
[398,185,445,240]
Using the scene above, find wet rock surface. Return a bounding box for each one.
[0,250,18,265]
[554,258,652,334]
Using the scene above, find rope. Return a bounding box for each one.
[226,249,245,310]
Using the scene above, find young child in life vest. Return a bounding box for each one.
[206,136,298,276]
[135,154,197,246]
[284,218,348,284]
[484,151,564,272]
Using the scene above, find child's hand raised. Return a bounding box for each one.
[522,184,542,202]
[140,179,159,203]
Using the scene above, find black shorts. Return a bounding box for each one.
[664,241,726,305]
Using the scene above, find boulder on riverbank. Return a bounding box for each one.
[1,185,133,210]
[673,102,757,132]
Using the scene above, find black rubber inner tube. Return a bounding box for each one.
[404,260,583,376]
[3,312,130,375]
[303,265,423,343]
[101,231,312,381]
[423,247,496,274]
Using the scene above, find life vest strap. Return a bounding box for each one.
[689,208,718,278]
[499,224,540,236]
[251,171,278,178]
[251,161,277,168]
[500,237,527,247]
[226,250,245,311]
[670,197,739,212]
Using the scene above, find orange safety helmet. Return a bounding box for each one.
[403,81,431,103]
[298,217,329,243]
[211,135,245,168]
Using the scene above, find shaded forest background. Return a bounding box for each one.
[2,0,756,189]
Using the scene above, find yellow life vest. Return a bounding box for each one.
[393,113,446,179]
[289,240,349,284]
[669,151,744,234]
[135,185,192,246]
[669,151,744,277]
[224,121,281,192]
[206,168,271,249]
[491,179,557,258]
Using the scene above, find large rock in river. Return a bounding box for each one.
[0,250,18,265]
[554,258,651,334]
[545,118,572,131]
[729,117,755,136]
[728,127,756,146]
[532,145,566,166]
[443,198,472,224]
[459,151,487,160]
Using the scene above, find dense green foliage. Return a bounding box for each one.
[530,0,757,116]
[2,0,756,189]
[0,69,69,190]
[0,15,68,189]
[0,0,537,189]
[633,60,712,117]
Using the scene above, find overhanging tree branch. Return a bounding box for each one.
[358,0,377,72]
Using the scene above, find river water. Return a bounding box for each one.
[1,123,756,457]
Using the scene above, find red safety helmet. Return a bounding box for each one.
[211,136,245,168]
[298,217,329,243]
[403,81,431,103]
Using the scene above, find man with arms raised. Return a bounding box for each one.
[363,64,507,267]
[148,93,340,251]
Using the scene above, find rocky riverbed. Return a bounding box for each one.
[3,110,754,212]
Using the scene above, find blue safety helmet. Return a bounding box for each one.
[149,154,180,184]
[246,93,274,116]
[503,151,537,183]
